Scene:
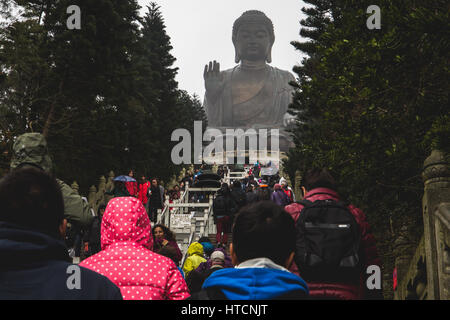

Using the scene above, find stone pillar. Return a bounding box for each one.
[71,181,79,194]
[98,176,106,194]
[105,171,115,204]
[88,185,97,210]
[422,150,450,299]
[294,170,303,201]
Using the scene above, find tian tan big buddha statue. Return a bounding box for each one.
[203,10,296,152]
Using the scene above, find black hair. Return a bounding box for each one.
[198,236,211,243]
[232,180,241,189]
[98,204,106,215]
[303,167,337,191]
[256,187,271,201]
[232,201,296,266]
[0,167,64,238]
[152,224,176,242]
[157,245,179,266]
[219,183,230,194]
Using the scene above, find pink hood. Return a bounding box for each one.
[101,197,153,251]
[81,196,189,300]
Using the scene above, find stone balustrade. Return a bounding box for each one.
[396,150,450,299]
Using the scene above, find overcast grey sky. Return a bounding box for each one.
[137,0,308,99]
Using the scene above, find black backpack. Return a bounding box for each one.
[213,194,228,217]
[232,190,247,209]
[295,198,361,283]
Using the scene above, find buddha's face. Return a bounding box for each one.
[235,23,272,62]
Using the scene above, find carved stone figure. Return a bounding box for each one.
[203,10,296,151]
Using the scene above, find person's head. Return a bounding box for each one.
[232,11,274,64]
[257,186,271,200]
[10,133,53,173]
[151,178,158,188]
[230,201,296,268]
[219,183,230,194]
[157,245,179,266]
[174,185,180,192]
[198,236,211,243]
[128,169,134,177]
[114,180,125,189]
[200,241,215,257]
[302,167,337,193]
[210,250,225,268]
[274,183,282,191]
[0,167,65,239]
[101,197,152,250]
[152,224,175,242]
[188,242,204,257]
[232,180,241,190]
[279,177,288,187]
[140,176,147,184]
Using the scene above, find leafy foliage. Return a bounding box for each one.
[286,0,449,298]
[0,1,206,190]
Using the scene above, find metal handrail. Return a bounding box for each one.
[180,194,216,270]
[181,216,196,269]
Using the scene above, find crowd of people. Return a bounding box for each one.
[0,132,383,300]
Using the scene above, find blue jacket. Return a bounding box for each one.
[198,258,309,300]
[0,222,122,300]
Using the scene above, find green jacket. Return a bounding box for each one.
[10,133,94,228]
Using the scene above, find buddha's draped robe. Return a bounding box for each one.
[204,65,295,130]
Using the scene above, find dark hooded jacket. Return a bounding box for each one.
[0,222,122,300]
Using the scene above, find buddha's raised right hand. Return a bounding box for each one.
[204,60,224,102]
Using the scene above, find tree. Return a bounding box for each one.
[287,0,449,299]
[136,3,207,181]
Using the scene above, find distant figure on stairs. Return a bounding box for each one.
[213,183,237,247]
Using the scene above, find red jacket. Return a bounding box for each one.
[80,197,190,300]
[138,181,151,204]
[284,188,382,300]
[125,181,138,197]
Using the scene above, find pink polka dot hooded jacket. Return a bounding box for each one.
[79,197,190,300]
